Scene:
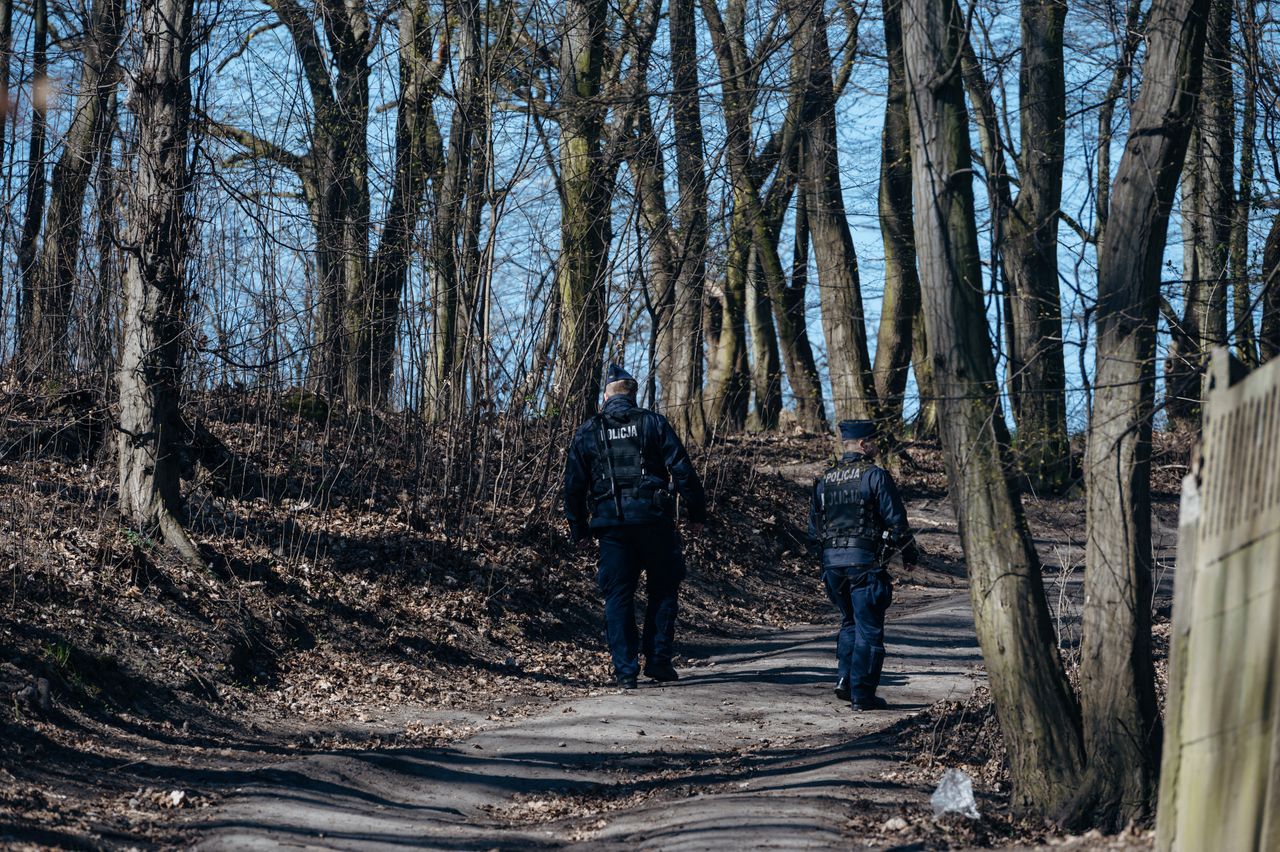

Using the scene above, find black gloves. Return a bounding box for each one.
[900,538,921,566]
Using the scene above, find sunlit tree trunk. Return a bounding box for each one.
[17,0,47,349]
[706,204,751,431]
[1229,0,1258,368]
[873,0,919,431]
[629,100,676,407]
[744,240,782,430]
[1001,0,1069,489]
[117,0,200,563]
[1076,0,1209,829]
[554,0,613,420]
[1167,0,1229,428]
[960,0,1069,489]
[791,0,876,423]
[0,0,11,168]
[362,0,443,406]
[20,0,124,378]
[1263,212,1280,363]
[665,0,708,441]
[425,0,484,420]
[902,0,1084,815]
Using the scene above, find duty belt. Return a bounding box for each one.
[823,535,878,550]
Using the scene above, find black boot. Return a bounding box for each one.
[835,677,851,701]
[644,662,679,682]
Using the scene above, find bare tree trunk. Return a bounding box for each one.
[744,239,782,430]
[791,0,876,423]
[1167,0,1229,429]
[554,0,613,420]
[91,91,118,382]
[753,151,825,431]
[21,0,125,378]
[362,0,443,406]
[909,303,937,436]
[629,100,676,408]
[1263,212,1280,363]
[117,0,200,564]
[960,0,1069,489]
[706,205,751,431]
[1230,0,1258,367]
[902,0,1084,816]
[0,0,10,167]
[330,0,373,404]
[425,0,483,420]
[1076,0,1209,829]
[751,196,825,430]
[873,0,919,431]
[666,0,708,442]
[1095,0,1143,248]
[1001,0,1069,490]
[703,0,822,430]
[17,0,47,346]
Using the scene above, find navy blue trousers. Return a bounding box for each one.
[822,566,893,702]
[596,526,686,680]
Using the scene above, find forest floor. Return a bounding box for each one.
[0,395,1188,849]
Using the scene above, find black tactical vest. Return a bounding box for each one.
[820,459,883,547]
[592,410,646,501]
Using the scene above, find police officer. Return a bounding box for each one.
[808,419,919,710]
[563,364,707,689]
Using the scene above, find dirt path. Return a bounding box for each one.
[193,587,980,850]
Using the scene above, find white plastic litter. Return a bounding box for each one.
[930,768,980,819]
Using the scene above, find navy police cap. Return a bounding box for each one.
[838,419,876,441]
[605,363,635,385]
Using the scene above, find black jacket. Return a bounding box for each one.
[807,452,914,569]
[563,396,707,541]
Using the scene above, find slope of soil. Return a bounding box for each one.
[0,396,1187,848]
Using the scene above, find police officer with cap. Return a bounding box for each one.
[563,364,707,689]
[808,419,919,710]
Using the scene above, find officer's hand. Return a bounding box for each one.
[687,522,705,537]
[902,542,921,568]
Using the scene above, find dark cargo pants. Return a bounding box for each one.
[822,566,893,703]
[596,525,686,681]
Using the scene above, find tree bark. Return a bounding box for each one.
[17,0,47,347]
[909,301,937,436]
[0,0,11,169]
[362,0,443,406]
[1229,0,1258,367]
[706,204,752,432]
[665,0,708,442]
[1263,211,1280,363]
[117,0,201,564]
[744,237,782,430]
[21,0,124,378]
[873,0,919,431]
[1228,1,1259,368]
[1002,0,1069,489]
[1167,0,1229,428]
[425,0,483,420]
[902,0,1084,815]
[960,0,1069,490]
[1077,0,1209,829]
[629,99,676,413]
[791,0,877,423]
[553,0,613,420]
[702,0,823,430]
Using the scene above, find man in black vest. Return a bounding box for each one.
[808,419,918,710]
[563,364,707,689]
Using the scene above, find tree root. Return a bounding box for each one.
[157,507,208,570]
